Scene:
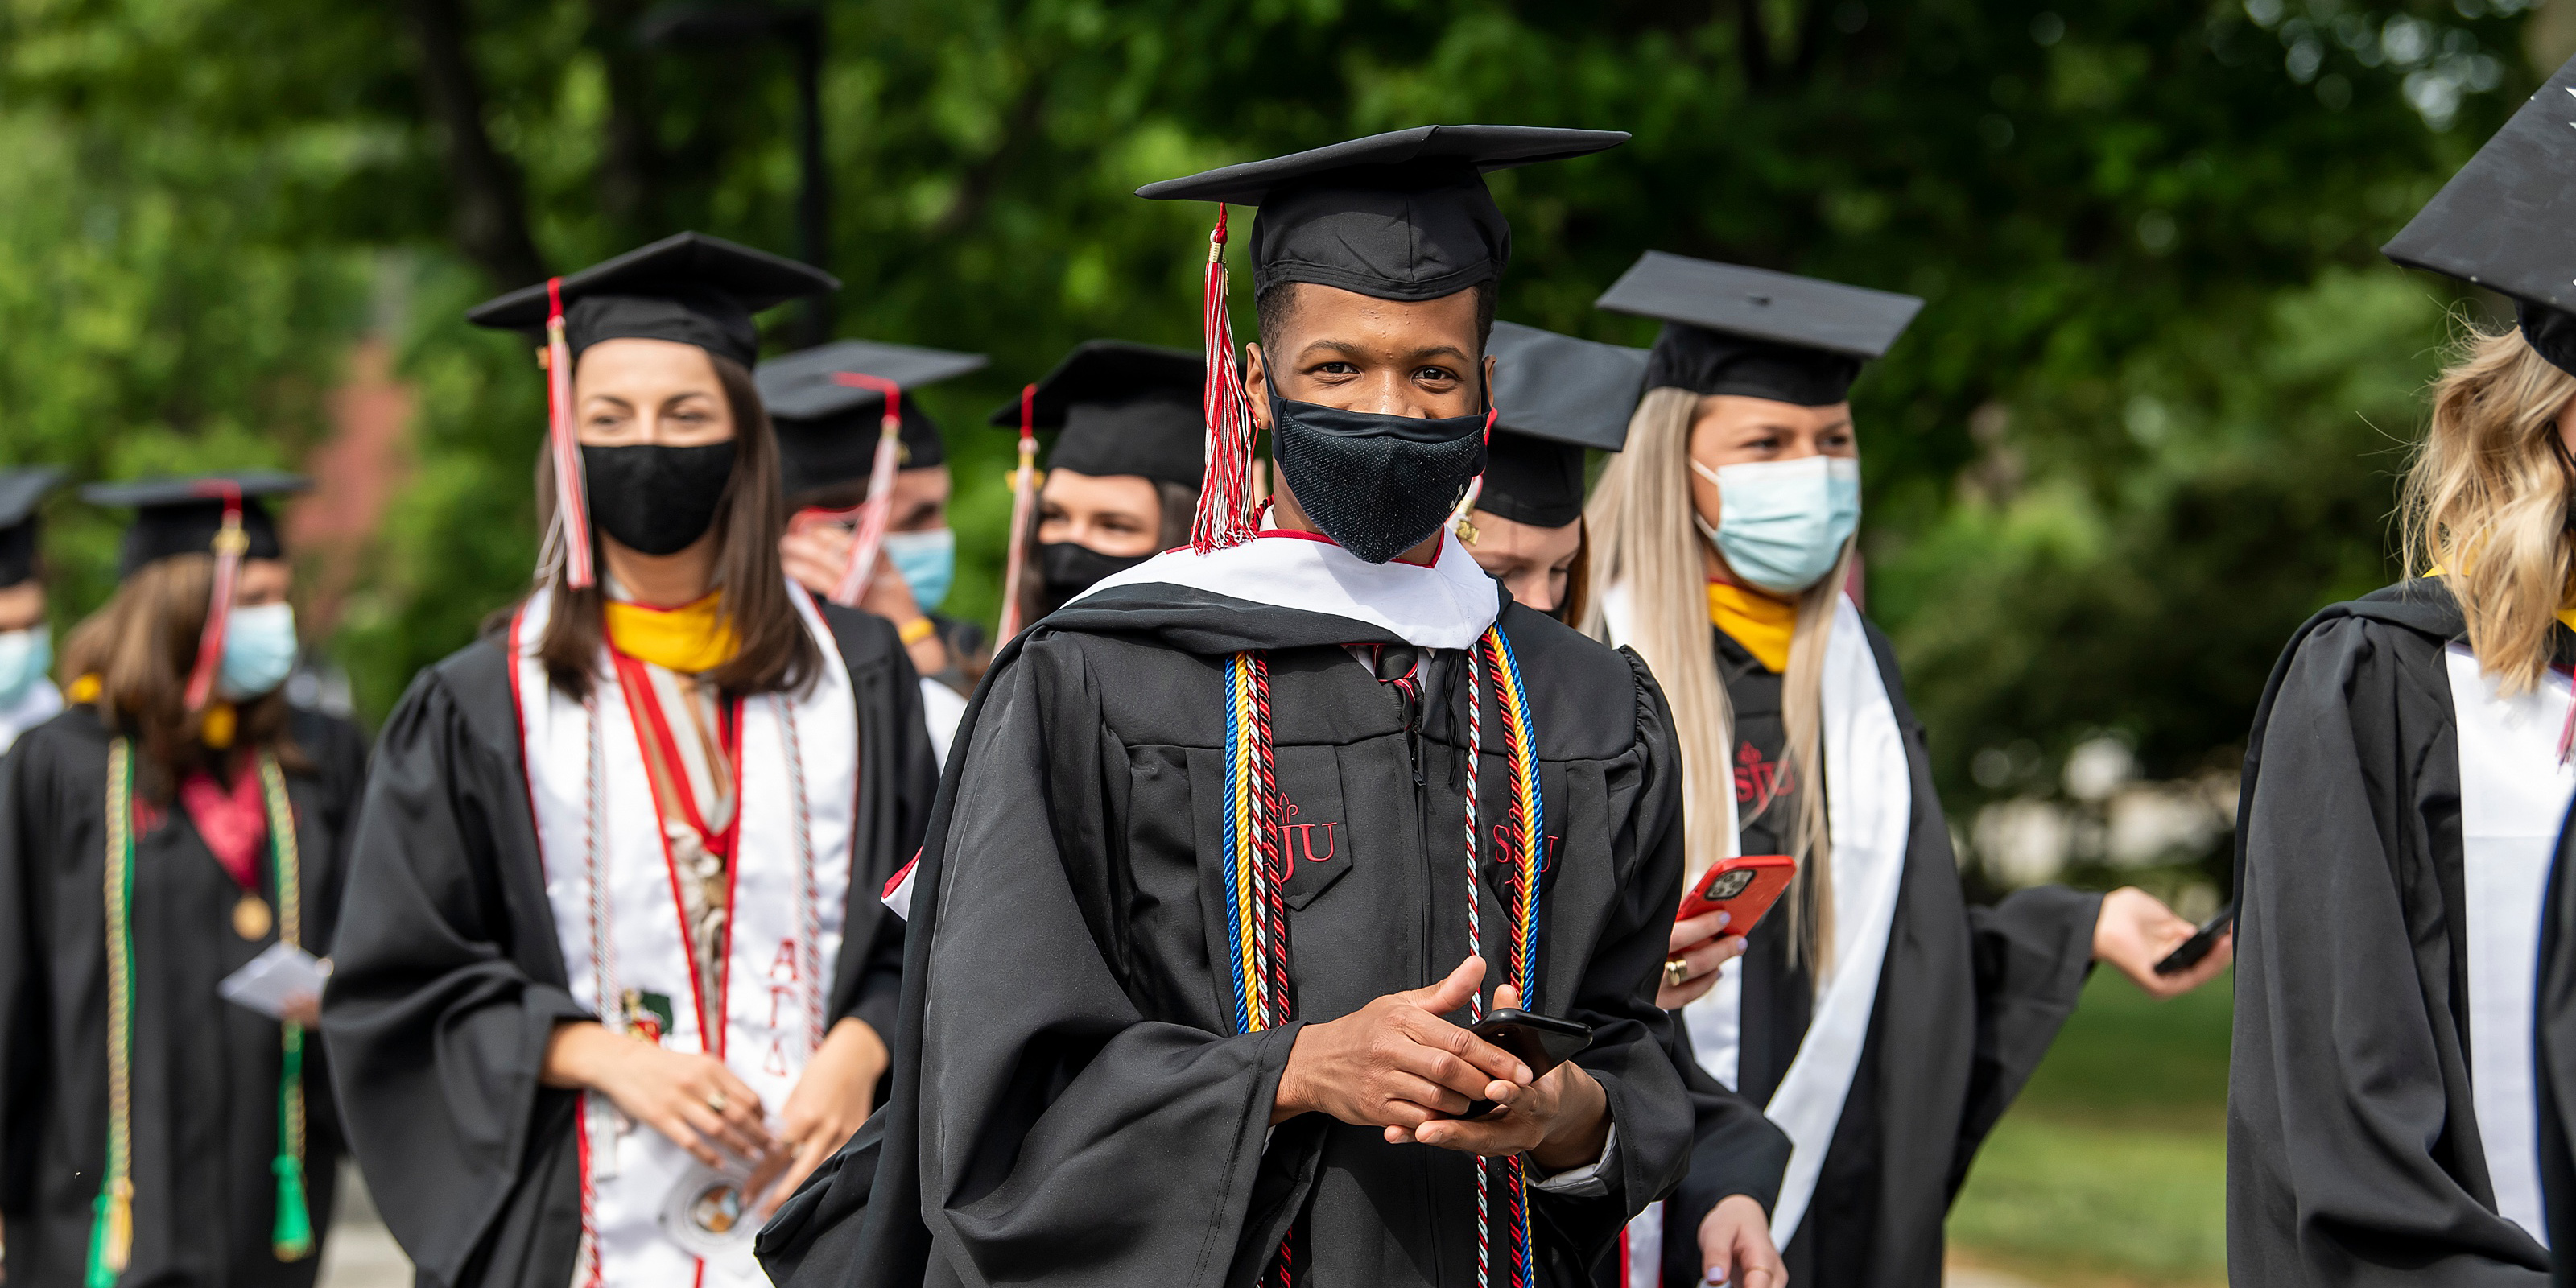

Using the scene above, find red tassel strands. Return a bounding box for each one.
[826,372,906,606]
[540,278,597,590]
[1193,204,1260,553]
[995,383,1042,641]
[180,482,247,712]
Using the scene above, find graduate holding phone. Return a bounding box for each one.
[1585,254,2228,1287]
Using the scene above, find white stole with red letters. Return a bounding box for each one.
[510,581,858,1286]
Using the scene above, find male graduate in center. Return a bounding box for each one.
[758,124,1704,1288]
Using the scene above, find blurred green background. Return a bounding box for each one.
[0,1,2557,1275]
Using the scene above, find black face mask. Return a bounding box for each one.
[581,443,737,556]
[1034,541,1154,618]
[1267,385,1488,564]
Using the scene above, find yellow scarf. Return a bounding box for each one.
[1708,580,1797,674]
[603,590,740,674]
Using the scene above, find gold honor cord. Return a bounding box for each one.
[86,741,137,1288]
[85,746,315,1288]
[260,753,315,1261]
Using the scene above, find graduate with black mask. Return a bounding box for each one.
[1452,321,1647,623]
[2,470,368,1287]
[320,233,938,1288]
[758,124,1708,1288]
[985,339,1204,626]
[1584,254,2227,1288]
[2250,54,2576,1285]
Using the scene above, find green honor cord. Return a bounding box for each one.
[86,745,313,1287]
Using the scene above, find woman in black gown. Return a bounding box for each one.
[1,471,366,1287]
[1585,253,2227,1288]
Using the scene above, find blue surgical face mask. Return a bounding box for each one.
[218,602,299,700]
[0,627,52,708]
[1692,456,1861,596]
[883,528,956,611]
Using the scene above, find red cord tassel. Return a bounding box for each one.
[181,483,246,712]
[543,278,596,590]
[997,382,1042,639]
[1193,205,1259,553]
[827,373,906,606]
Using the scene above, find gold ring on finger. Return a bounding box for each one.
[1663,957,1690,988]
[706,1090,729,1114]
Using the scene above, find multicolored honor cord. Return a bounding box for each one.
[1223,629,1546,1288]
[88,744,314,1286]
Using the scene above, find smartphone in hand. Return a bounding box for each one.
[1457,1009,1592,1119]
[1677,854,1797,938]
[2153,901,2235,976]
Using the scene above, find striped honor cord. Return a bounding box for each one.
[1475,625,1546,1288]
[1220,651,1297,1284]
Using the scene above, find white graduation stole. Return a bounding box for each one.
[2445,642,2572,1246]
[510,583,859,1285]
[1602,589,1913,1253]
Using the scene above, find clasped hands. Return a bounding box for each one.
[543,1014,890,1219]
[1272,955,1610,1170]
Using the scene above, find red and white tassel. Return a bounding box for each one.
[996,382,1042,639]
[1192,204,1259,553]
[828,373,906,606]
[543,278,597,590]
[182,483,246,712]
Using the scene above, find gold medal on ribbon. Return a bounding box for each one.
[233,893,273,941]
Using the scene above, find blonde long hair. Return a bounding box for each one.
[1583,387,1855,971]
[2401,323,2576,695]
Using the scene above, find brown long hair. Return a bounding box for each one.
[1582,386,1854,973]
[61,554,305,798]
[530,351,819,699]
[2401,321,2576,696]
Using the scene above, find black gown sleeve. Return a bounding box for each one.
[1530,650,1715,1267]
[1950,884,2101,1182]
[818,602,935,1045]
[319,663,594,1288]
[0,720,56,1217]
[2229,617,2548,1285]
[914,636,1302,1286]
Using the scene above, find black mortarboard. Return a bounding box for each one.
[1136,125,1629,303]
[466,232,839,369]
[1597,252,1924,407]
[0,467,62,587]
[83,471,308,579]
[757,340,988,498]
[2382,55,2576,374]
[987,341,1206,489]
[1472,321,1647,528]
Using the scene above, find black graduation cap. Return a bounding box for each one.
[466,232,839,369]
[757,339,989,501]
[82,470,309,579]
[986,341,1206,489]
[1136,125,1629,303]
[1472,321,1648,528]
[1597,252,1924,407]
[2382,55,2576,374]
[0,467,63,588]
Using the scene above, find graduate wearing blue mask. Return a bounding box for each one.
[1583,254,2228,1288]
[0,468,65,753]
[1,470,373,1288]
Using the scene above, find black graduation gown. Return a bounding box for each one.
[1659,616,2102,1288]
[758,586,1700,1288]
[0,705,369,1287]
[316,603,936,1288]
[2541,786,2576,1282]
[2231,579,2553,1284]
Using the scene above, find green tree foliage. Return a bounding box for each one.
[0,0,2543,880]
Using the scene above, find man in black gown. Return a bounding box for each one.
[760,125,1712,1288]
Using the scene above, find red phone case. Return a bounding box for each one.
[1677,854,1797,935]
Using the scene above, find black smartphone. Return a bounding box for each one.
[1457,1009,1593,1119]
[2153,901,2236,976]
